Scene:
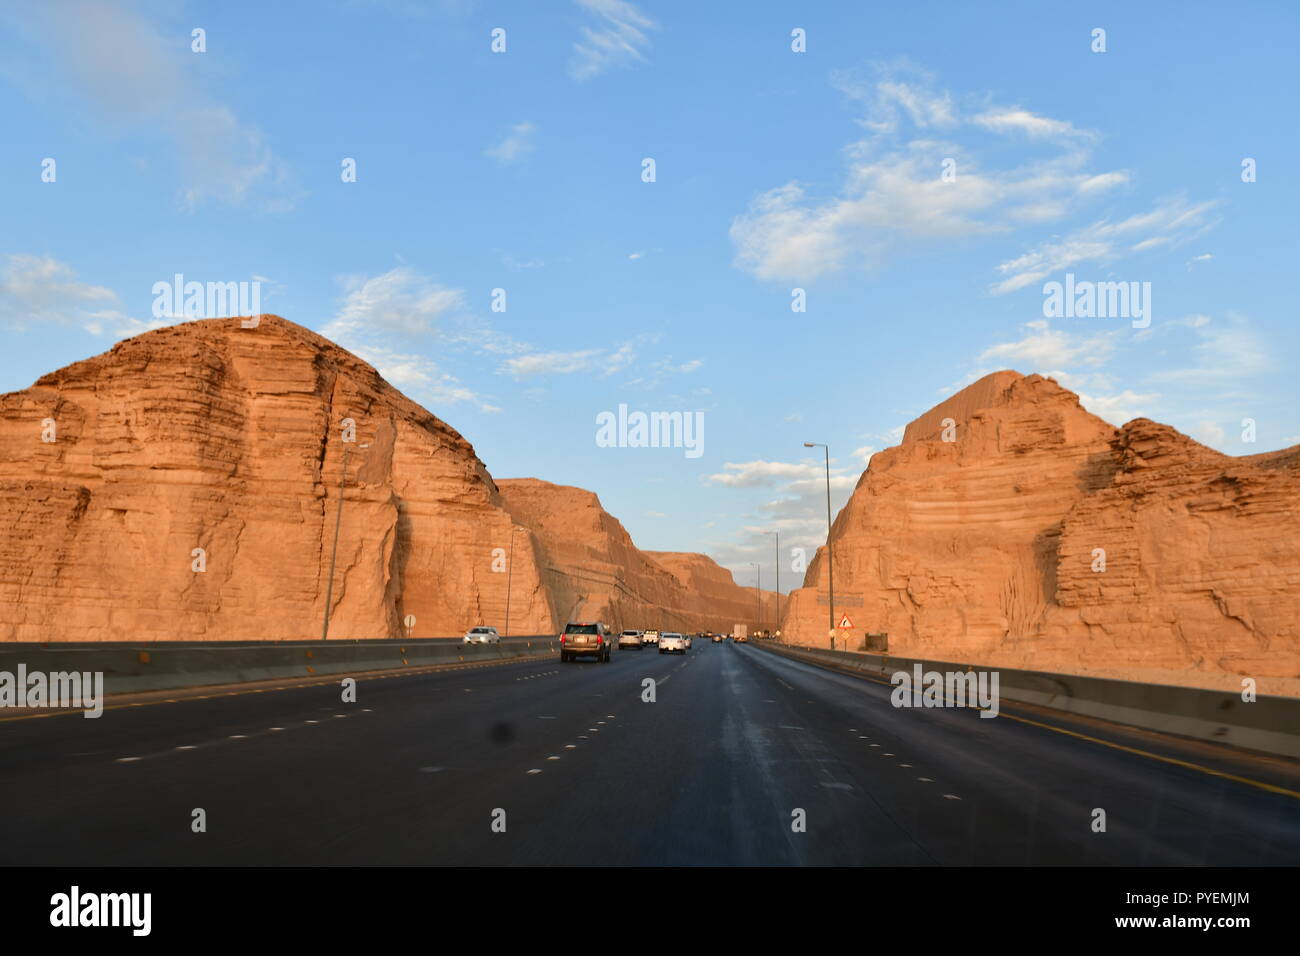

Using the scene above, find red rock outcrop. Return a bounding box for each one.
[0,315,776,641]
[496,479,779,634]
[644,551,780,632]
[781,372,1300,691]
[0,315,552,640]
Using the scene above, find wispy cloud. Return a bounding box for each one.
[731,63,1128,282]
[569,0,657,81]
[990,196,1220,294]
[485,121,537,164]
[8,1,300,212]
[0,254,165,338]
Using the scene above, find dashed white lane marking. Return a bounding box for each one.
[362,709,372,713]
[779,725,803,730]
[943,794,962,800]
[883,753,894,757]
[116,757,141,763]
[269,727,284,731]
[546,755,560,761]
[597,720,606,725]
[305,720,319,724]
[918,777,933,783]
[870,744,880,748]
[565,744,576,750]
[333,714,347,718]
[175,746,196,751]
[228,735,247,740]
[578,735,588,739]
[588,727,599,732]
[606,715,616,718]
[900,763,912,768]
[527,769,542,775]
[858,736,869,739]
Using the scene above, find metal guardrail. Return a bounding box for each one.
[754,641,1300,759]
[0,636,559,697]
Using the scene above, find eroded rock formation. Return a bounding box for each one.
[0,316,773,641]
[781,372,1300,689]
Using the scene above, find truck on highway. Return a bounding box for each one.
[732,624,747,643]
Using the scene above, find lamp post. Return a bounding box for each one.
[764,529,779,640]
[749,561,760,634]
[321,440,369,641]
[804,441,835,650]
[503,526,526,637]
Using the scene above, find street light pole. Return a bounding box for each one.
[765,529,779,639]
[804,441,835,650]
[503,527,524,637]
[750,561,760,634]
[321,441,368,641]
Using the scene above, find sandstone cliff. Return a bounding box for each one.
[781,372,1300,691]
[0,315,553,640]
[496,479,779,634]
[0,315,776,641]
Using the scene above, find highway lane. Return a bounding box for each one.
[0,640,1296,865]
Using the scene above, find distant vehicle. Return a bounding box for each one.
[712,633,723,643]
[733,624,747,642]
[561,622,611,663]
[618,629,644,650]
[684,634,693,650]
[463,626,501,644]
[659,632,686,655]
[642,629,660,647]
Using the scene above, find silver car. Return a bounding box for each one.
[658,632,686,655]
[463,626,500,644]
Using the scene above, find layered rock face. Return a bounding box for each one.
[0,315,774,641]
[645,551,780,632]
[0,316,554,640]
[496,479,778,634]
[782,372,1300,689]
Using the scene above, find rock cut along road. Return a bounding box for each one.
[1,641,1296,866]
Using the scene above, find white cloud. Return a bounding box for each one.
[569,0,657,81]
[0,254,165,337]
[978,320,1119,370]
[1146,314,1273,386]
[991,197,1220,295]
[501,337,643,380]
[323,267,465,341]
[731,67,1130,282]
[13,2,299,212]
[485,121,537,164]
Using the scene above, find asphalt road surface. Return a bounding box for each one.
[1,641,1296,865]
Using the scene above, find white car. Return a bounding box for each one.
[463,626,501,644]
[642,629,660,648]
[684,634,693,649]
[658,632,686,655]
[618,629,644,649]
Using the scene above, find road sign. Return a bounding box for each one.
[403,614,416,628]
[838,614,854,629]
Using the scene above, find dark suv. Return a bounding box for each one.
[560,621,611,663]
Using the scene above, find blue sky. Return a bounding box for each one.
[2,0,1297,591]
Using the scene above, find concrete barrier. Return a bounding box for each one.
[0,636,559,697]
[754,641,1300,759]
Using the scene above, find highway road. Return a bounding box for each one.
[1,641,1296,866]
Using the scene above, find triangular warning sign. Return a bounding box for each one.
[838,614,854,629]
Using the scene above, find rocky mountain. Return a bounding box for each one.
[0,315,771,641]
[781,372,1300,691]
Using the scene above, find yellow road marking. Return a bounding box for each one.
[769,647,1300,801]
